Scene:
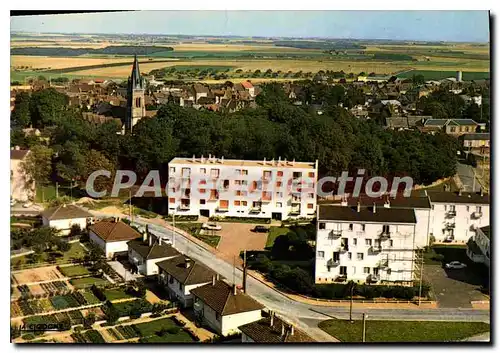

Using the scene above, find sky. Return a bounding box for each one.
[10,10,490,42]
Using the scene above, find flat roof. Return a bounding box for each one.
[318,205,416,224]
[427,191,489,205]
[169,157,316,169]
[318,193,431,209]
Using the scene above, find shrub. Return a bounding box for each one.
[166,327,181,335]
[91,285,106,301]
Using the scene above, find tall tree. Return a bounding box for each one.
[21,145,53,201]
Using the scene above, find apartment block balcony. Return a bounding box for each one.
[445,210,457,218]
[289,209,301,216]
[367,274,380,283]
[208,190,219,201]
[291,196,301,204]
[335,275,348,283]
[216,205,229,213]
[377,259,389,269]
[338,244,349,253]
[370,244,383,253]
[179,203,191,211]
[379,231,391,240]
[180,178,191,188]
[445,223,455,230]
[327,258,340,267]
[261,192,272,203]
[471,211,483,219]
[250,203,262,213]
[328,230,342,239]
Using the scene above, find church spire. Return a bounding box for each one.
[130,54,143,90]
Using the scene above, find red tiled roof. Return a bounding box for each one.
[89,219,142,243]
[241,81,253,89]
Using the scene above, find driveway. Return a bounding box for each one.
[214,223,269,266]
[423,264,488,308]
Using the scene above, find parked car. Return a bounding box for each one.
[22,201,33,208]
[202,222,222,231]
[445,261,467,269]
[252,225,269,233]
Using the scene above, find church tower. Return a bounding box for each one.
[126,55,146,133]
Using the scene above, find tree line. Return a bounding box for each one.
[11,84,459,196]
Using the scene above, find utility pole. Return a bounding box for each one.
[233,256,236,286]
[418,247,425,305]
[242,250,247,293]
[362,313,367,342]
[349,281,354,323]
[55,182,59,199]
[172,211,176,248]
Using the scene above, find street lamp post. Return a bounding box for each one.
[171,211,176,248]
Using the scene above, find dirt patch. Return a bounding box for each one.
[12,266,65,285]
[215,223,268,265]
[145,290,162,304]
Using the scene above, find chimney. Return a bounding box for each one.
[143,229,147,242]
[281,323,285,337]
[221,156,224,164]
[201,154,204,163]
[458,188,462,196]
[192,154,195,162]
[480,188,484,196]
[212,275,216,286]
[341,196,348,207]
[292,159,295,166]
[284,158,287,165]
[290,325,294,336]
[278,156,281,165]
[357,200,361,213]
[270,312,274,327]
[216,273,220,280]
[149,233,153,246]
[185,259,191,268]
[373,203,377,213]
[384,197,390,208]
[263,157,266,165]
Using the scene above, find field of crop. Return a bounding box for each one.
[10,36,489,81]
[396,69,490,81]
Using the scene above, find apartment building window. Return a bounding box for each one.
[476,206,482,212]
[349,224,353,231]
[319,222,326,230]
[308,172,315,178]
[263,171,272,179]
[389,240,394,247]
[373,268,379,276]
[181,167,191,177]
[234,201,241,206]
[351,267,356,275]
[339,266,347,275]
[387,269,392,275]
[353,238,357,246]
[169,167,176,173]
[276,181,283,188]
[169,198,175,203]
[450,127,456,133]
[307,203,314,209]
[382,225,390,234]
[242,180,248,186]
[235,180,242,185]
[200,199,206,205]
[317,251,324,258]
[308,193,314,199]
[242,170,248,175]
[450,205,456,211]
[365,239,372,246]
[277,171,284,177]
[236,190,242,196]
[235,169,241,175]
[466,206,469,212]
[348,252,352,260]
[210,169,220,178]
[200,168,206,174]
[223,179,230,189]
[364,267,370,274]
[242,201,248,206]
[276,192,283,198]
[276,202,282,208]
[361,224,366,232]
[444,205,447,211]
[357,253,364,260]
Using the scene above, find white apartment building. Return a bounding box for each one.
[467,225,490,267]
[167,155,318,221]
[428,191,489,243]
[321,192,432,248]
[315,204,417,285]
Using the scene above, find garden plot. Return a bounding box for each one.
[12,266,65,285]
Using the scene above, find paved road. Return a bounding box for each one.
[456,162,481,192]
[89,210,490,341]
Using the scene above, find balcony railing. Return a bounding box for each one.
[472,211,483,219]
[250,206,262,213]
[338,245,349,253]
[377,259,389,269]
[370,245,383,253]
[379,231,391,240]
[327,258,340,267]
[446,210,457,218]
[445,223,455,230]
[368,274,380,283]
[335,275,347,282]
[329,230,342,238]
[179,204,190,210]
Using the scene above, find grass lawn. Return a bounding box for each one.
[134,317,178,336]
[319,319,490,342]
[69,276,109,289]
[58,264,91,277]
[104,288,135,301]
[139,331,194,343]
[111,299,152,317]
[176,223,221,248]
[266,227,290,248]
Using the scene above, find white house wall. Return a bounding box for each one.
[44,218,88,236]
[221,310,263,336]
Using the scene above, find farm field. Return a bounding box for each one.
[11,36,489,81]
[69,276,109,289]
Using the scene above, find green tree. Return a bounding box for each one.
[11,92,32,127]
[21,145,53,201]
[29,88,69,127]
